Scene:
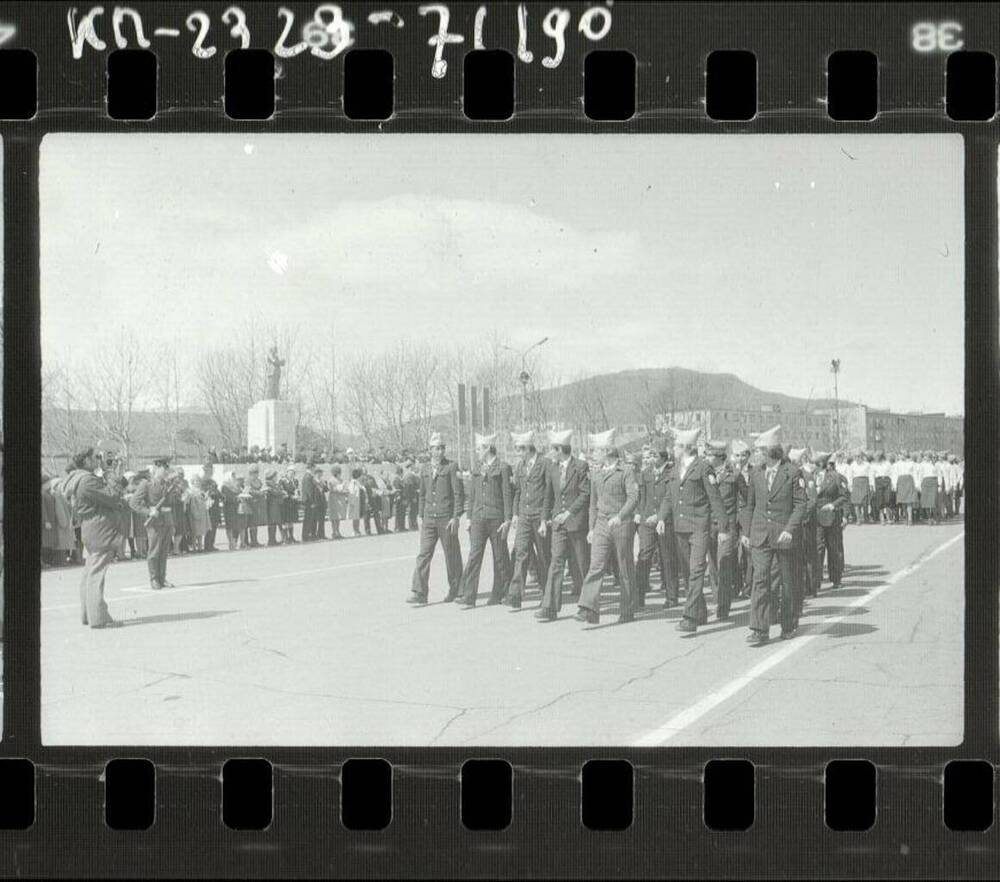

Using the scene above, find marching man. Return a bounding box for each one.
[506,430,554,611]
[741,425,808,645]
[659,427,731,633]
[406,433,464,605]
[536,429,590,621]
[575,428,639,626]
[457,432,512,609]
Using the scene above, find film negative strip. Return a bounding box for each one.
[0,0,998,877]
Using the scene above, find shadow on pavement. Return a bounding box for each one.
[122,609,238,627]
[802,605,869,618]
[808,621,879,639]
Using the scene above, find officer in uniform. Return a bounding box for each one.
[741,425,808,645]
[575,428,639,625]
[128,456,176,590]
[635,440,678,609]
[506,430,554,611]
[659,427,731,633]
[704,440,743,621]
[457,432,512,609]
[406,433,465,605]
[814,450,850,590]
[537,429,590,621]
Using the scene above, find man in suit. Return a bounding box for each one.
[740,425,809,645]
[403,460,421,530]
[407,433,465,604]
[537,429,590,621]
[201,462,223,551]
[506,430,554,611]
[458,433,512,608]
[789,448,820,604]
[575,428,639,625]
[635,440,678,609]
[814,450,850,590]
[705,440,743,621]
[659,427,732,633]
[392,466,407,532]
[128,456,176,591]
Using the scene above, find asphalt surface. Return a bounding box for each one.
[41,519,965,746]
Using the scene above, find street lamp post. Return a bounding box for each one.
[502,337,550,430]
[830,358,841,448]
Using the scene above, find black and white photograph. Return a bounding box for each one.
[39,133,964,746]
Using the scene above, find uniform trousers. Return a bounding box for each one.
[794,520,820,598]
[674,528,710,625]
[578,516,636,615]
[395,504,407,532]
[706,527,737,618]
[749,541,798,634]
[410,515,463,600]
[636,522,679,604]
[507,515,551,600]
[458,517,509,604]
[79,546,115,627]
[816,522,845,586]
[146,523,172,588]
[540,525,588,613]
[407,499,419,530]
[205,524,218,551]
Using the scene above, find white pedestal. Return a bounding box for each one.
[247,399,296,454]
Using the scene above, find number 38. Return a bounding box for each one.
[911,21,964,52]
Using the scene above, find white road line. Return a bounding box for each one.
[42,553,415,613]
[631,530,964,747]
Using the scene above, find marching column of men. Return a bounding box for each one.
[405,422,908,647]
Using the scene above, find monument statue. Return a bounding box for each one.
[265,345,285,400]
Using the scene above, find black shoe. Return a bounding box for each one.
[406,593,427,605]
[574,608,599,624]
[664,599,678,609]
[747,629,769,646]
[150,582,162,591]
[831,582,841,590]
[457,599,476,609]
[161,581,175,589]
[509,595,522,610]
[486,597,503,606]
[535,609,556,621]
[716,611,730,622]
[676,618,697,633]
[780,627,797,640]
[443,593,457,603]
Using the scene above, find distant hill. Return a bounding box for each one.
[532,367,851,426]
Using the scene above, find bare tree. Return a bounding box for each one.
[78,329,149,468]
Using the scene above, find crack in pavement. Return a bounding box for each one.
[611,637,705,694]
[428,707,472,744]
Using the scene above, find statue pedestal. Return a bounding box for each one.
[247,399,296,455]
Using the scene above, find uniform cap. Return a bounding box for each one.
[730,439,750,456]
[549,428,573,446]
[754,425,782,449]
[511,430,535,448]
[812,450,831,465]
[346,447,355,456]
[788,447,807,464]
[475,432,498,447]
[705,440,727,457]
[588,427,618,449]
[428,432,445,448]
[674,427,702,448]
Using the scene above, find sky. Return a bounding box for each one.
[40,133,964,415]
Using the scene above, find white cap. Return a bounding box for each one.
[788,447,807,464]
[511,430,535,448]
[428,432,445,447]
[730,439,749,455]
[475,432,497,447]
[549,428,573,446]
[674,427,702,448]
[588,427,618,449]
[754,424,782,449]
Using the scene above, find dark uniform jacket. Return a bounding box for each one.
[550,456,590,532]
[65,468,123,550]
[589,461,639,524]
[661,456,730,535]
[714,463,744,534]
[513,456,554,520]
[743,460,809,548]
[128,474,176,530]
[299,470,320,507]
[468,457,513,522]
[638,463,673,522]
[815,468,850,527]
[418,457,465,519]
